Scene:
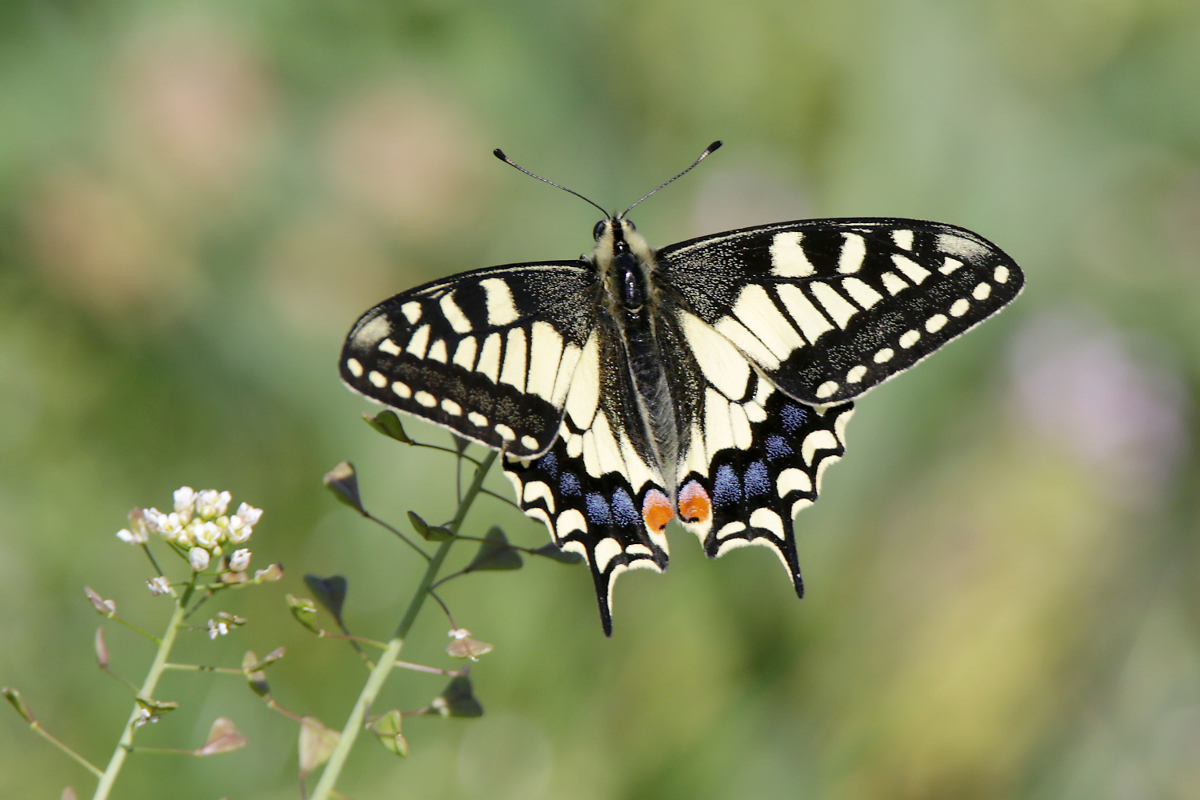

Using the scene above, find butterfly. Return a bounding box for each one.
[340,142,1024,635]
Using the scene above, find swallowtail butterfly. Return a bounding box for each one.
[340,142,1024,635]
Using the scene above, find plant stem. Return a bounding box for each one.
[92,579,195,800]
[309,450,496,800]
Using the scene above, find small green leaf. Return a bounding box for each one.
[434,675,483,718]
[531,543,584,564]
[409,511,453,542]
[242,650,277,697]
[197,717,247,755]
[286,594,320,633]
[3,687,32,723]
[323,462,363,513]
[303,575,348,624]
[464,526,522,572]
[135,696,179,719]
[364,410,413,444]
[368,709,408,757]
[298,715,340,776]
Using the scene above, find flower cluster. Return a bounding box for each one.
[117,487,264,573]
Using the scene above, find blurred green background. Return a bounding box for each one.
[3,0,1199,797]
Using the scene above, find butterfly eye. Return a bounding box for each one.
[593,220,607,241]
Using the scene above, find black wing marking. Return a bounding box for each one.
[658,218,1024,405]
[340,263,598,457]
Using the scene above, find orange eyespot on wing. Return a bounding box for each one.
[677,480,712,524]
[642,489,674,533]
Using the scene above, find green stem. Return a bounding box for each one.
[92,579,195,800]
[309,450,496,800]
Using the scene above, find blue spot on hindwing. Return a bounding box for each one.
[586,493,612,525]
[780,404,808,434]
[560,472,581,496]
[712,465,740,508]
[538,451,559,479]
[744,461,770,497]
[764,435,793,460]
[611,487,639,526]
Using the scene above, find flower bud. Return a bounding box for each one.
[189,547,210,571]
[229,549,251,571]
[147,576,171,596]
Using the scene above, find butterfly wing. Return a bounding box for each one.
[340,262,599,457]
[502,316,674,636]
[658,218,1024,405]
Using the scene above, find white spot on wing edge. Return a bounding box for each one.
[994,265,1010,284]
[441,398,462,415]
[495,423,515,441]
[392,381,411,398]
[415,390,437,407]
[899,329,921,348]
[594,538,623,572]
[801,430,839,465]
[467,411,487,427]
[949,298,970,317]
[925,314,948,333]
[520,435,539,450]
[368,371,387,388]
[777,468,812,497]
[846,365,867,383]
[874,347,894,363]
[815,380,838,399]
[522,481,555,513]
[973,282,992,300]
[346,358,363,377]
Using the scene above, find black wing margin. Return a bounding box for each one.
[657,218,1024,405]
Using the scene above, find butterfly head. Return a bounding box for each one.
[592,217,655,268]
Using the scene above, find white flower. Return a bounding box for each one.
[229,549,251,571]
[207,619,229,639]
[188,547,210,571]
[235,502,263,527]
[147,576,171,596]
[117,527,146,545]
[226,516,252,544]
[449,628,471,639]
[191,521,223,549]
[195,490,232,519]
[172,486,196,522]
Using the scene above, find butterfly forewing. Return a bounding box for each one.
[659,218,1023,405]
[340,263,599,457]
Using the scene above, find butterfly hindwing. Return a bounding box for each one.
[658,218,1023,405]
[340,263,599,457]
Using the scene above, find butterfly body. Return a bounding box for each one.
[341,186,1023,635]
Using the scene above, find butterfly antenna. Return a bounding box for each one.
[493,149,611,219]
[619,140,722,219]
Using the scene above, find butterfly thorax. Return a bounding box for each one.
[592,218,684,495]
